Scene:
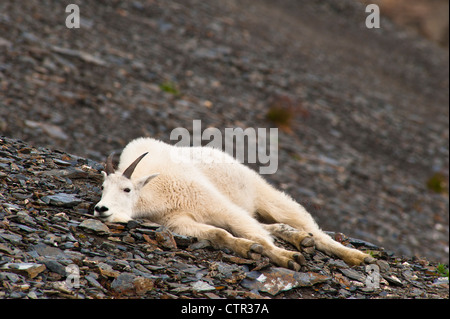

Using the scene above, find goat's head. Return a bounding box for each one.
[94,152,159,222]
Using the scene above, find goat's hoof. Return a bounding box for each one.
[299,236,315,255]
[301,237,315,247]
[247,243,263,260]
[302,246,315,255]
[343,251,376,266]
[288,260,301,271]
[293,252,306,265]
[250,243,263,254]
[248,252,261,260]
[364,256,376,264]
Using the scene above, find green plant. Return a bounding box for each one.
[436,264,449,277]
[265,95,309,133]
[426,172,448,194]
[266,107,293,123]
[365,250,384,259]
[159,81,180,96]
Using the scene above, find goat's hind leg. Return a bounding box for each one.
[256,184,375,265]
[263,223,315,254]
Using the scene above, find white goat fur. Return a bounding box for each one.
[95,137,373,269]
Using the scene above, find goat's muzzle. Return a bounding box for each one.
[94,205,111,219]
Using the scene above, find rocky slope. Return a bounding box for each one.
[0,136,448,299]
[0,0,448,296]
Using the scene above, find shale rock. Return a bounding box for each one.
[1,263,46,279]
[111,272,155,296]
[0,136,448,299]
[241,267,330,296]
[0,0,448,300]
[78,219,110,236]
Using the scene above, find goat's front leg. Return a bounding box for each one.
[166,215,263,260]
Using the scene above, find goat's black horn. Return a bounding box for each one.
[122,152,148,179]
[105,152,115,175]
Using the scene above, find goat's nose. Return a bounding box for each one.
[94,205,109,214]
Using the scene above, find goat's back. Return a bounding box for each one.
[118,137,262,211]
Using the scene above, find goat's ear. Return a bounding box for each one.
[135,173,159,190]
[101,171,107,180]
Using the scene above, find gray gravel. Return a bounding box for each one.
[0,126,449,299]
[0,0,448,266]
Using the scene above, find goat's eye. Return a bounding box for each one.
[123,188,131,193]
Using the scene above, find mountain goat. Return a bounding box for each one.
[94,137,375,270]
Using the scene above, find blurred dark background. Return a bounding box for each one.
[0,0,448,263]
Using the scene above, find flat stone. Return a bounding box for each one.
[173,233,195,247]
[432,277,449,288]
[221,253,255,265]
[241,267,330,296]
[14,211,36,226]
[78,219,110,235]
[62,250,85,264]
[339,268,366,283]
[347,237,380,250]
[53,159,72,167]
[0,37,12,47]
[191,281,216,292]
[31,243,69,260]
[126,220,142,230]
[410,288,426,297]
[0,232,23,244]
[154,226,177,249]
[51,45,107,66]
[41,193,82,207]
[188,239,212,251]
[111,273,137,294]
[98,262,120,278]
[376,260,390,273]
[382,274,404,287]
[0,243,14,255]
[40,168,89,179]
[1,263,46,279]
[133,276,155,295]
[14,224,37,233]
[328,259,349,269]
[42,260,67,276]
[111,272,154,295]
[0,272,22,283]
[85,274,107,292]
[24,120,69,140]
[339,288,352,298]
